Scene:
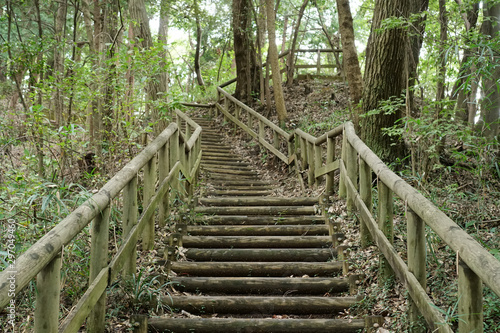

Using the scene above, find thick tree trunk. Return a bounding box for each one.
[232,0,260,104]
[360,0,408,163]
[336,0,363,130]
[286,0,309,87]
[266,0,287,126]
[479,2,500,138]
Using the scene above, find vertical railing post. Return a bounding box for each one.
[123,175,138,277]
[159,142,170,228]
[346,140,357,213]
[170,128,180,202]
[300,137,308,169]
[407,208,427,333]
[314,143,321,186]
[339,129,347,198]
[273,130,279,151]
[288,135,295,173]
[258,120,265,141]
[88,206,111,332]
[458,261,483,333]
[316,49,321,76]
[377,181,394,285]
[359,158,372,247]
[142,155,157,250]
[34,253,61,333]
[307,141,315,186]
[325,136,335,196]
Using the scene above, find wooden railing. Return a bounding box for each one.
[294,48,341,81]
[0,109,202,332]
[214,83,500,332]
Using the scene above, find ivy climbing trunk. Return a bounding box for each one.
[360,0,408,163]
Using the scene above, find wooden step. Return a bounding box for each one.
[194,206,318,216]
[168,261,343,277]
[199,197,319,206]
[170,276,349,294]
[181,235,333,248]
[148,317,367,333]
[207,189,274,196]
[196,215,325,225]
[184,248,336,261]
[163,295,360,314]
[184,225,329,236]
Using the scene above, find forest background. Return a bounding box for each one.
[0,0,499,330]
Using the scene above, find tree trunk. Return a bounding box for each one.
[360,0,408,163]
[407,0,429,117]
[129,0,166,135]
[194,0,205,88]
[53,0,67,127]
[158,0,170,99]
[478,1,500,138]
[266,0,287,126]
[232,0,260,104]
[286,0,309,87]
[453,1,479,125]
[336,0,363,130]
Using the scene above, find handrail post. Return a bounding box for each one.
[359,158,372,247]
[345,140,358,213]
[300,137,308,169]
[339,129,347,198]
[142,155,157,250]
[316,49,321,75]
[170,128,180,201]
[34,252,61,333]
[377,180,394,285]
[88,207,111,332]
[123,175,138,277]
[325,136,335,196]
[458,261,483,333]
[307,141,315,186]
[288,135,295,173]
[407,208,426,333]
[159,142,170,227]
[314,143,321,186]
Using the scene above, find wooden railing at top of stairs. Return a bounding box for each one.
[0,109,202,332]
[211,81,500,333]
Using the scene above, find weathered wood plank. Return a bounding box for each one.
[315,160,339,178]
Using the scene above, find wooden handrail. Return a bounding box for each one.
[0,110,203,332]
[343,122,500,297]
[212,79,499,332]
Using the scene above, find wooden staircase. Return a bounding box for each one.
[148,117,383,332]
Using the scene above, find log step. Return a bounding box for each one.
[199,197,319,206]
[184,248,336,261]
[182,235,333,248]
[148,317,366,333]
[168,261,343,277]
[194,206,318,216]
[196,215,325,225]
[184,225,329,236]
[207,190,274,196]
[163,295,360,314]
[170,276,349,294]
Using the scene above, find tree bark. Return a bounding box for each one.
[193,0,205,88]
[286,0,309,87]
[336,0,363,130]
[158,0,170,99]
[53,0,67,127]
[232,0,260,104]
[266,0,287,126]
[129,0,166,135]
[407,0,429,117]
[479,1,500,138]
[360,0,408,163]
[453,1,479,125]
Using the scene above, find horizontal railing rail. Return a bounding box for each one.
[0,109,202,332]
[213,80,500,332]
